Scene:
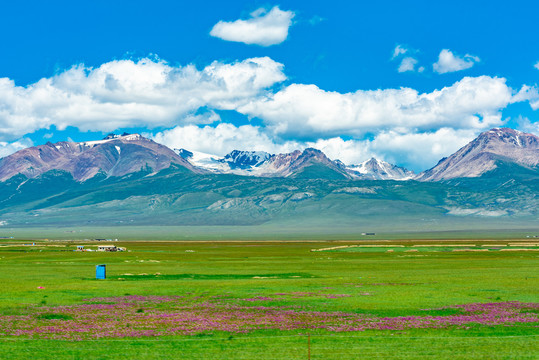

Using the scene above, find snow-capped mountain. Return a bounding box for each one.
[0,133,196,182]
[177,147,351,178]
[221,150,272,169]
[177,147,412,180]
[346,158,415,180]
[175,149,273,175]
[417,128,539,181]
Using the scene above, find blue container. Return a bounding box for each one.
[96,264,106,279]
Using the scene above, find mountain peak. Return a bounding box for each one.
[478,127,535,149]
[346,158,414,180]
[222,150,273,169]
[417,128,539,181]
[0,134,194,182]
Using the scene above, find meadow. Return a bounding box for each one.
[0,231,538,359]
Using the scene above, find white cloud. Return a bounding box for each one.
[150,123,300,156]
[0,138,34,158]
[516,116,539,135]
[433,49,480,74]
[238,76,515,139]
[0,56,286,141]
[210,6,295,46]
[534,61,539,70]
[392,45,408,59]
[367,128,476,171]
[513,85,539,110]
[398,57,418,72]
[392,45,423,73]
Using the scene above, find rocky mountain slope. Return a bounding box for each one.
[0,133,196,182]
[254,148,350,179]
[417,128,539,181]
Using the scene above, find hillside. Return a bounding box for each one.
[0,163,536,231]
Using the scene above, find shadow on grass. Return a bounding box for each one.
[86,273,317,281]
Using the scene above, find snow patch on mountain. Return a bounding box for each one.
[445,207,508,217]
[333,187,378,194]
[80,133,144,148]
[289,192,315,201]
[175,149,273,175]
[175,148,230,173]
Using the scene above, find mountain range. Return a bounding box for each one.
[177,148,416,180]
[1,128,536,182]
[0,128,537,230]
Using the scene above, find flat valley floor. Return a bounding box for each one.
[0,232,538,359]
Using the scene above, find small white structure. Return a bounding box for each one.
[98,245,117,252]
[97,245,126,252]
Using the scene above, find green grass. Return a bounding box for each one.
[0,237,538,358]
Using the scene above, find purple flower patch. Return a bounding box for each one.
[0,297,536,340]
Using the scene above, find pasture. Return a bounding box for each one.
[0,233,537,359]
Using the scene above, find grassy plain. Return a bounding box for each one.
[0,232,538,359]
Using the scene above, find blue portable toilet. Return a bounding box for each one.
[96,264,106,279]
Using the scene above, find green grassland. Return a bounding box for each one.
[0,235,538,359]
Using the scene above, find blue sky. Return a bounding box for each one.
[0,0,538,171]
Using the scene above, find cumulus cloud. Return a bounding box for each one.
[210,6,295,46]
[237,76,515,139]
[149,124,479,172]
[0,138,34,158]
[150,123,300,156]
[433,49,480,74]
[398,57,419,72]
[0,56,286,141]
[392,45,423,73]
[367,128,476,170]
[535,61,539,70]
